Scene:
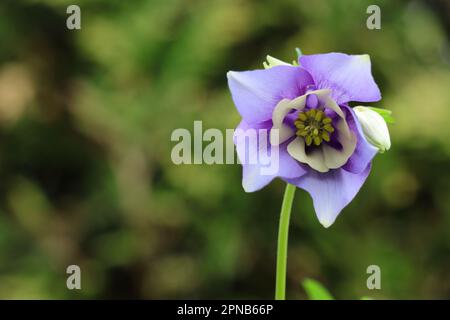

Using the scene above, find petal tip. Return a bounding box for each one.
[226,71,237,80]
[242,178,262,193]
[242,182,254,193]
[319,217,334,228]
[358,54,371,62]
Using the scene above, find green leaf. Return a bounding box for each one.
[302,278,334,300]
[360,296,374,300]
[368,107,396,124]
[368,106,392,115]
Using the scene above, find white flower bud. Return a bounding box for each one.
[354,106,391,153]
[263,55,291,69]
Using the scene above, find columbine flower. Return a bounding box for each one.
[227,52,390,227]
[354,106,391,153]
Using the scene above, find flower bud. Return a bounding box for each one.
[263,55,291,69]
[354,106,391,153]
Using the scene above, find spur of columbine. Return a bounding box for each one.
[227,51,391,227]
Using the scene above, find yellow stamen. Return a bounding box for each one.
[294,110,336,147]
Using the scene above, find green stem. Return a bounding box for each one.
[275,183,296,300]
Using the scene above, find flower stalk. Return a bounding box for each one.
[275,183,296,300]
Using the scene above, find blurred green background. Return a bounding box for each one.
[0,0,449,299]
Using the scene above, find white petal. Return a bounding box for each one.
[320,94,345,118]
[287,137,329,173]
[322,119,357,169]
[270,99,297,146]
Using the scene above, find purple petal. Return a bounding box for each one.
[306,93,319,109]
[299,53,381,104]
[288,164,371,227]
[235,120,306,192]
[227,66,314,124]
[341,106,378,174]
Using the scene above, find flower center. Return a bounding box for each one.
[294,109,335,146]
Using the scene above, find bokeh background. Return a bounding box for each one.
[0,0,449,299]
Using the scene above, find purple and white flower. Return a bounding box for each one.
[227,52,391,227]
